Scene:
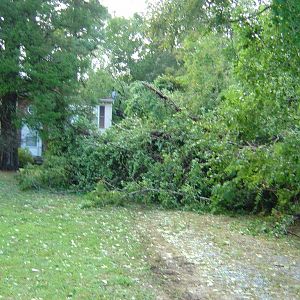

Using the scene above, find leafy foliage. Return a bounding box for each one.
[18,148,34,168]
[18,155,68,191]
[104,14,178,82]
[18,0,300,218]
[0,0,108,170]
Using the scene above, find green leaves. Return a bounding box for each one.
[103,14,178,82]
[16,0,300,216]
[0,0,109,145]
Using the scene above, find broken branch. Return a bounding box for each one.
[142,82,199,121]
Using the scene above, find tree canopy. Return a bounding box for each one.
[0,0,108,170]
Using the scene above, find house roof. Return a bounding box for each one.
[99,98,114,104]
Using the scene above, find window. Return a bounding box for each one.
[26,132,37,147]
[99,106,105,129]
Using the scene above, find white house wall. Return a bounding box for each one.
[20,125,43,157]
[96,103,113,133]
[21,101,113,157]
[104,104,112,130]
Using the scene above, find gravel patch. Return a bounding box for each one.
[137,210,300,300]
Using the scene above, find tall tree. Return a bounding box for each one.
[0,0,108,170]
[104,14,178,82]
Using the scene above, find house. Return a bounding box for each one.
[93,98,114,133]
[20,98,114,157]
[20,125,43,157]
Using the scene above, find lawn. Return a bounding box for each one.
[0,172,154,299]
[1,172,299,299]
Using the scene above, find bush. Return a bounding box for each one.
[18,148,34,168]
[210,129,300,215]
[18,165,44,190]
[18,155,68,190]
[82,181,125,208]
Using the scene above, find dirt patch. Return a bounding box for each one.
[136,210,300,300]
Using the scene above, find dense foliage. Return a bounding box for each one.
[18,148,34,168]
[0,0,108,170]
[17,0,299,217]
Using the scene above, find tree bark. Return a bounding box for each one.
[0,93,19,171]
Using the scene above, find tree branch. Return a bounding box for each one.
[287,230,300,239]
[229,5,271,23]
[123,187,211,203]
[142,82,199,121]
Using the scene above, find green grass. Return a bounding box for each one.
[0,172,154,299]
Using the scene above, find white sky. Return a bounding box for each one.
[101,0,148,18]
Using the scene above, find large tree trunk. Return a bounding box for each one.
[0,93,19,171]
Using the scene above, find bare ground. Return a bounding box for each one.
[136,210,300,300]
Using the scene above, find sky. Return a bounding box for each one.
[100,0,148,18]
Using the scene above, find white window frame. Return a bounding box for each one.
[99,105,105,129]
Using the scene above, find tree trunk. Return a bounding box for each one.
[0,93,19,171]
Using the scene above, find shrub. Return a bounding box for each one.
[18,148,34,168]
[209,128,300,215]
[18,155,68,190]
[82,181,124,208]
[18,165,44,190]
